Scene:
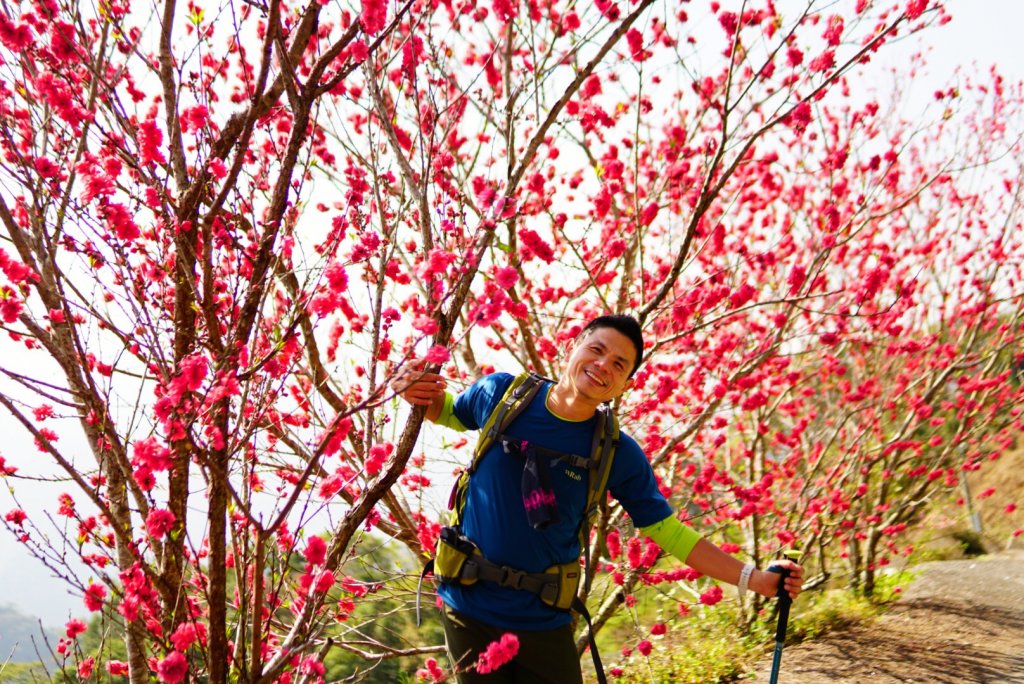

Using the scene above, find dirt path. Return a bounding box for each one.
[748,550,1024,683]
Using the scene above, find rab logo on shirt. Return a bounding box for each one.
[564,469,582,481]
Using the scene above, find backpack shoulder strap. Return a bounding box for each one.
[580,403,619,593]
[450,372,545,524]
[469,371,545,469]
[585,404,619,525]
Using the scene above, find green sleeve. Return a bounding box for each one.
[640,515,702,564]
[436,392,468,432]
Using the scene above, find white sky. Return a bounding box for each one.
[1,0,1021,635]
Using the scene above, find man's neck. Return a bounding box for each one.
[546,379,599,421]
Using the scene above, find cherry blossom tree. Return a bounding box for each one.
[1,0,1021,681]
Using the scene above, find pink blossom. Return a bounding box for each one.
[626,28,645,61]
[145,508,176,538]
[319,473,344,498]
[4,509,27,525]
[416,657,446,682]
[822,15,844,46]
[77,156,115,204]
[475,633,519,674]
[360,0,387,35]
[606,529,621,559]
[133,437,173,472]
[208,157,227,179]
[718,11,739,35]
[413,315,439,335]
[518,229,554,263]
[78,656,95,678]
[637,639,653,656]
[699,585,723,605]
[424,345,450,365]
[156,651,188,683]
[66,619,88,638]
[494,266,518,289]
[786,101,812,135]
[33,404,55,421]
[786,46,804,68]
[34,156,61,179]
[0,292,23,323]
[305,535,327,566]
[84,583,106,611]
[170,622,197,651]
[58,493,75,516]
[138,120,166,165]
[133,466,156,491]
[180,105,209,134]
[0,250,35,285]
[106,661,129,676]
[37,73,90,128]
[650,622,666,636]
[365,443,392,476]
[325,261,348,291]
[300,655,325,677]
[49,22,78,61]
[626,536,643,569]
[905,0,928,20]
[168,354,208,403]
[417,248,456,280]
[349,40,369,62]
[0,15,33,51]
[314,570,336,593]
[594,0,620,21]
[492,0,518,23]
[102,202,140,241]
[808,50,836,73]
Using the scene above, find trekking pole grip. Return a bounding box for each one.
[767,565,792,642]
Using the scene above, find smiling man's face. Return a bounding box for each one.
[562,326,637,405]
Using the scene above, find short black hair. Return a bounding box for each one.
[580,314,644,376]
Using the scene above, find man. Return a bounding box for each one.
[395,314,803,683]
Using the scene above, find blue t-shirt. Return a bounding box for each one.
[438,372,673,630]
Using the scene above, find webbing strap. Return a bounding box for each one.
[500,437,595,470]
[461,556,556,596]
[573,596,608,684]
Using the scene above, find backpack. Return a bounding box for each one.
[425,371,619,683]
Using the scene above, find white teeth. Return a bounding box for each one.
[585,370,605,386]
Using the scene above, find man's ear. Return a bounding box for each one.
[562,336,577,360]
[621,377,635,394]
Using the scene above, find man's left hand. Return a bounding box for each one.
[752,560,804,600]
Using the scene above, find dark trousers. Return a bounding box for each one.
[440,605,585,684]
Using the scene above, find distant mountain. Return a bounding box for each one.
[0,604,56,664]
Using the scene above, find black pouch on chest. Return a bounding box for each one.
[503,439,561,529]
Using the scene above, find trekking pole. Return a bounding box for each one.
[767,566,792,684]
